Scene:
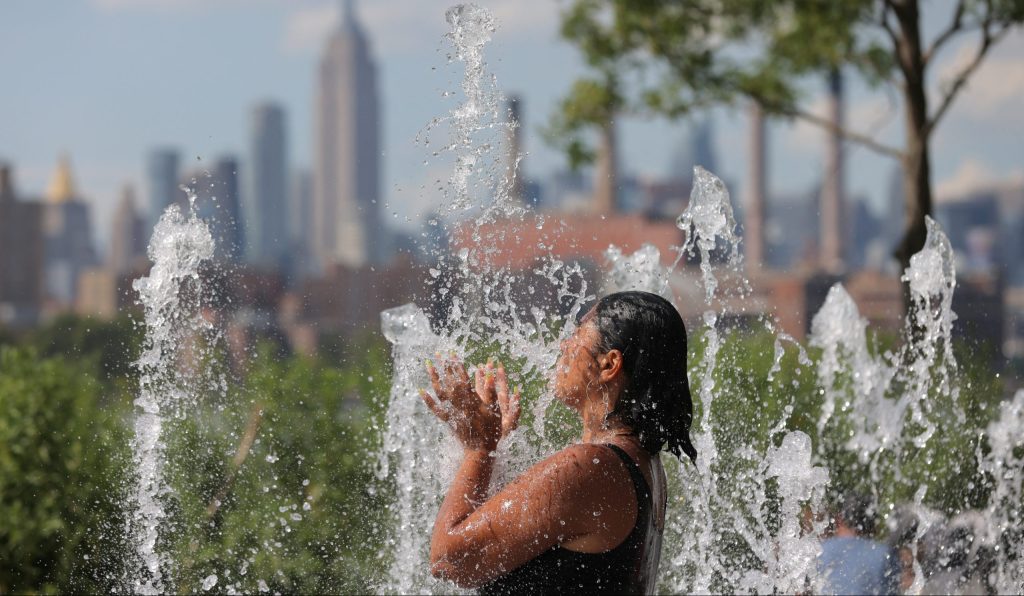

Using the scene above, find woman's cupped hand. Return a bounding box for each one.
[420,355,521,453]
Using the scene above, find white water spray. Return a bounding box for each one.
[127,200,215,594]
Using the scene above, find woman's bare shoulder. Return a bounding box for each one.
[514,442,633,493]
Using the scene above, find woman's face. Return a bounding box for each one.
[553,310,603,409]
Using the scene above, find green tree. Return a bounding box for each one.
[0,347,131,594]
[159,341,393,594]
[552,0,1024,308]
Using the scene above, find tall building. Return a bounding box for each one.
[313,0,385,269]
[42,155,98,305]
[147,148,184,229]
[246,102,289,270]
[0,163,44,327]
[188,156,244,262]
[109,184,147,274]
[289,169,315,279]
[669,116,718,178]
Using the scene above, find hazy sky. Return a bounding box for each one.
[1,0,1022,247]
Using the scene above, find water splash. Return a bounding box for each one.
[900,215,958,449]
[378,305,454,593]
[127,201,215,594]
[376,6,1017,596]
[763,431,829,594]
[604,243,672,298]
[377,6,592,592]
[810,284,896,456]
[978,389,1024,593]
[677,166,740,303]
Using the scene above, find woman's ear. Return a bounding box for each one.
[598,349,623,383]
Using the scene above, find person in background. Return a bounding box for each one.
[885,505,921,593]
[818,492,901,595]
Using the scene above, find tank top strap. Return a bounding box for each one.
[603,443,651,511]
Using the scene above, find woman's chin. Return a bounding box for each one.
[552,388,580,410]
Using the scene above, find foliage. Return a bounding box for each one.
[550,0,1024,294]
[551,0,1023,153]
[0,347,131,594]
[0,312,1015,592]
[158,341,393,594]
[19,313,143,391]
[690,325,1008,523]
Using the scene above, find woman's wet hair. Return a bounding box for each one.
[590,291,697,464]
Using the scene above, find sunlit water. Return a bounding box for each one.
[127,196,216,594]
[376,4,1022,595]
[121,3,1023,595]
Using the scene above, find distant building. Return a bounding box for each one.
[109,184,147,274]
[668,116,718,177]
[246,102,289,271]
[448,212,683,272]
[75,268,139,321]
[844,196,881,271]
[313,0,387,269]
[42,155,98,306]
[147,148,184,229]
[281,256,423,355]
[545,169,590,213]
[0,163,44,327]
[289,169,315,280]
[881,166,904,260]
[765,189,819,270]
[935,181,1024,285]
[187,156,244,262]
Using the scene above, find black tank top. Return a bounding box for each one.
[478,444,662,595]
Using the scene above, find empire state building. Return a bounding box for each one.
[313,0,383,269]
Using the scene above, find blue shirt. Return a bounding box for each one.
[818,536,901,595]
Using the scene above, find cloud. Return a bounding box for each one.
[935,159,1024,202]
[932,31,1024,124]
[282,0,561,56]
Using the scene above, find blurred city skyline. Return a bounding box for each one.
[2,0,1023,248]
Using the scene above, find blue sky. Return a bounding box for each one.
[1,0,1022,247]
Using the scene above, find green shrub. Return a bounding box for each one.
[0,346,131,594]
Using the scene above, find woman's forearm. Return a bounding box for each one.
[430,448,494,571]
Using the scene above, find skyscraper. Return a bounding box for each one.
[147,148,183,229]
[246,102,289,270]
[109,184,147,274]
[188,156,244,262]
[313,0,385,269]
[42,154,98,305]
[0,163,44,327]
[290,168,315,279]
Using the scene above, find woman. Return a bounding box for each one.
[420,291,697,594]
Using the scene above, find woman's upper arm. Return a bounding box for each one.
[431,444,623,587]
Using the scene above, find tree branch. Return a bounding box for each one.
[206,401,264,519]
[780,104,905,159]
[924,0,966,63]
[880,0,902,53]
[926,21,1010,135]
